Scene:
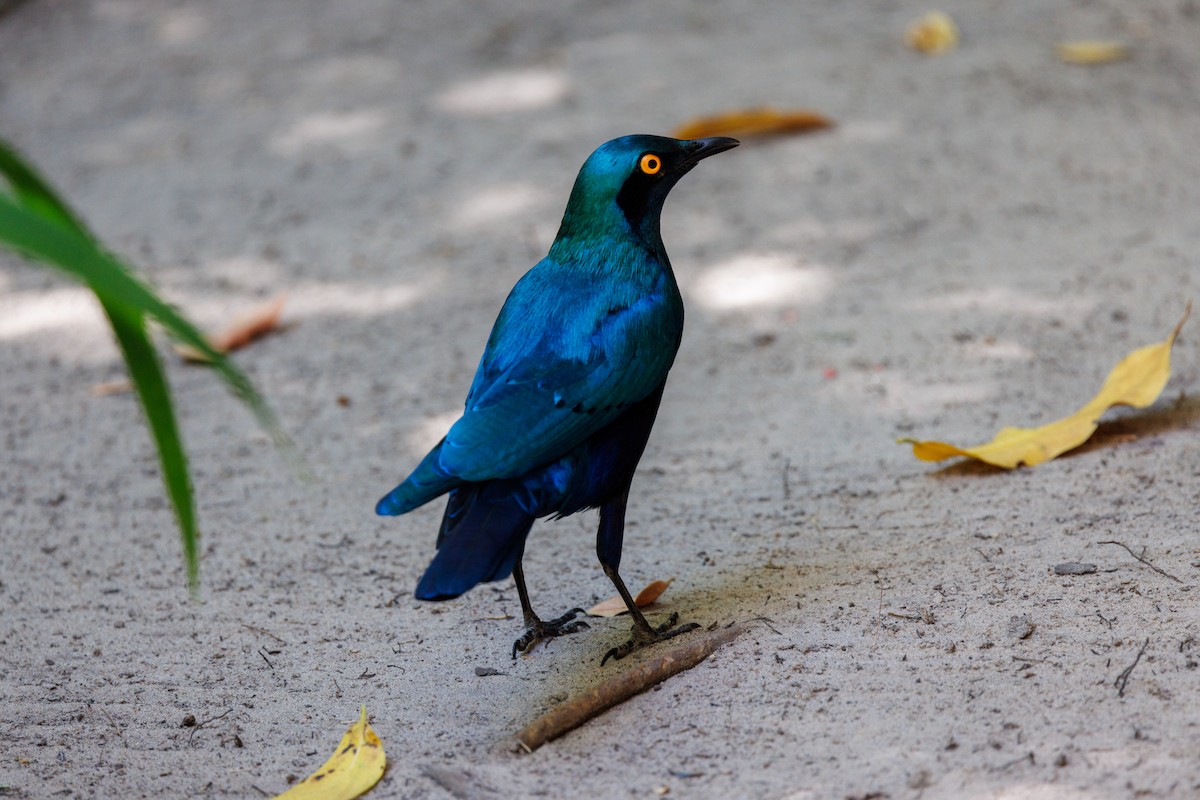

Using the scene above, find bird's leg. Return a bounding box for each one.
[510,560,589,659]
[597,490,699,666]
[598,564,698,665]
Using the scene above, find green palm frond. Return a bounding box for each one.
[0,137,292,593]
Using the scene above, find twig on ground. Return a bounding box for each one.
[1098,540,1182,583]
[1114,638,1151,698]
[87,700,123,737]
[514,623,749,752]
[240,623,287,644]
[187,708,232,743]
[995,752,1035,771]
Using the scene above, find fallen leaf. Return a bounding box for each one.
[90,379,133,396]
[901,305,1190,468]
[174,293,286,363]
[906,11,959,54]
[1057,40,1129,65]
[273,706,385,800]
[672,108,833,141]
[587,579,674,618]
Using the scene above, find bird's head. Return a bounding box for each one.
[553,134,739,250]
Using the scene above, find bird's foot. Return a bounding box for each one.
[512,608,590,659]
[601,612,700,666]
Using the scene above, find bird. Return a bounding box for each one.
[376,134,738,663]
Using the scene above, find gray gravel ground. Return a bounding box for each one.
[1,1,1198,797]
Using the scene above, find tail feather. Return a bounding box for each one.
[376,440,460,516]
[414,483,535,600]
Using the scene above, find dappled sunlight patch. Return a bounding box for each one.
[0,286,105,339]
[147,262,435,326]
[689,253,833,311]
[453,183,550,228]
[407,410,461,455]
[435,68,569,115]
[271,110,388,156]
[156,7,209,46]
[287,280,433,319]
[832,371,997,419]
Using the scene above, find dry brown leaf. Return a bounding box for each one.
[90,379,133,396]
[1056,40,1129,65]
[174,293,287,363]
[586,579,674,618]
[906,11,959,54]
[672,108,833,141]
[901,305,1190,468]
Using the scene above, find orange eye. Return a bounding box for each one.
[639,153,662,175]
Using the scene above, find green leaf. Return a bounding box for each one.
[0,194,287,448]
[102,302,200,591]
[0,138,86,231]
[0,136,297,589]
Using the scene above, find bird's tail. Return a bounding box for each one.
[414,482,535,600]
[375,440,460,516]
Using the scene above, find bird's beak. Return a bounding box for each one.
[680,136,740,167]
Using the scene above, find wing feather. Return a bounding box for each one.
[438,260,681,481]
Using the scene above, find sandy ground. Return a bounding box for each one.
[2,1,1199,797]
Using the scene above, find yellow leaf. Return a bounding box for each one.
[671,108,833,141]
[586,579,674,618]
[905,11,959,55]
[273,706,385,800]
[1057,40,1129,65]
[901,305,1190,468]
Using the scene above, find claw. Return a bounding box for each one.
[512,608,591,658]
[600,612,700,665]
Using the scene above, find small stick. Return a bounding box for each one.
[1097,540,1182,583]
[1114,638,1151,698]
[241,623,287,644]
[187,708,232,743]
[87,701,123,737]
[515,623,749,752]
